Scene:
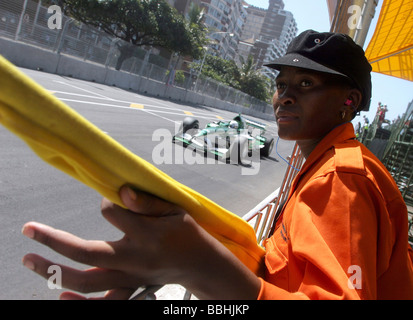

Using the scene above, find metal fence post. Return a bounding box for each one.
[214,83,220,100]
[15,0,29,41]
[56,18,73,54]
[30,0,41,37]
[139,48,151,76]
[105,38,120,68]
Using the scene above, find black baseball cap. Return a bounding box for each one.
[265,30,372,111]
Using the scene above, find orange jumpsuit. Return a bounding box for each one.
[258,123,413,299]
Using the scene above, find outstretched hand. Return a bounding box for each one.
[22,186,261,300]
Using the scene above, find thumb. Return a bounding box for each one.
[119,186,185,217]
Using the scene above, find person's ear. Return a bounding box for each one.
[346,89,362,113]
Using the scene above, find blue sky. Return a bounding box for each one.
[246,0,413,124]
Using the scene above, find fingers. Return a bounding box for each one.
[21,187,189,299]
[117,186,186,216]
[99,202,152,240]
[60,288,137,300]
[21,223,153,298]
[22,253,142,297]
[100,186,187,236]
[22,222,116,269]
[102,288,138,300]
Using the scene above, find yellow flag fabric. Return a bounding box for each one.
[365,0,413,81]
[0,55,265,275]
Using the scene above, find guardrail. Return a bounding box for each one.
[243,142,304,245]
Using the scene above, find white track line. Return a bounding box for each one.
[53,80,116,101]
[51,90,219,117]
[57,98,216,121]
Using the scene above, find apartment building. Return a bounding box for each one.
[238,0,297,81]
[237,4,266,65]
[240,4,266,42]
[199,0,247,60]
[168,0,296,78]
[251,0,297,72]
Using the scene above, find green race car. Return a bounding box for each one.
[172,114,274,164]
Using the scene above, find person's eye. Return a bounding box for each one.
[300,80,312,87]
[276,82,286,90]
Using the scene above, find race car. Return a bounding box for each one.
[172,114,275,164]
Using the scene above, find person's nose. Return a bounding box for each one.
[277,86,296,106]
[273,87,296,110]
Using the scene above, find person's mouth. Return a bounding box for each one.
[276,111,298,123]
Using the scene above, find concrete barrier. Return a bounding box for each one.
[0,38,59,73]
[0,37,275,121]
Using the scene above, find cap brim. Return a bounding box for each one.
[265,53,371,112]
[264,53,347,78]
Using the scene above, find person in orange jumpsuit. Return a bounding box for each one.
[21,30,413,300]
[257,30,413,299]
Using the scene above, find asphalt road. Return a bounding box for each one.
[0,67,295,299]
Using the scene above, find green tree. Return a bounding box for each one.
[186,3,207,58]
[192,54,271,102]
[199,55,240,88]
[238,55,270,101]
[187,2,205,28]
[61,0,205,70]
[174,70,186,85]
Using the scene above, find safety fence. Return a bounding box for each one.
[0,0,272,114]
[243,142,304,245]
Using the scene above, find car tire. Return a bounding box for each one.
[181,117,199,133]
[229,135,249,165]
[174,117,199,146]
[261,137,274,157]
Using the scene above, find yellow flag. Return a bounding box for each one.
[0,55,265,275]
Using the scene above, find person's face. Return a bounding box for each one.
[273,66,350,143]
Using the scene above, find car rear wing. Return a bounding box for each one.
[244,117,266,131]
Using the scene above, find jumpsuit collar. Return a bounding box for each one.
[295,122,356,185]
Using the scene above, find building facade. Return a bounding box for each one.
[242,0,297,79]
[237,4,266,65]
[199,0,247,60]
[240,4,266,42]
[169,0,297,79]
